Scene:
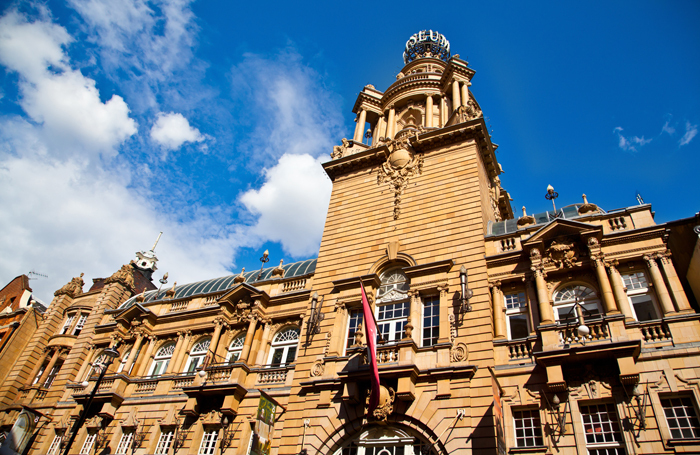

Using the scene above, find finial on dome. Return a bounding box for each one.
[403,30,451,64]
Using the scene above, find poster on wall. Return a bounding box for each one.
[250,395,276,455]
[0,408,41,455]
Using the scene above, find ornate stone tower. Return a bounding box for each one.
[283,30,512,454]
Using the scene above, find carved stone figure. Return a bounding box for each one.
[54,273,85,298]
[331,138,350,159]
[546,240,579,268]
[105,264,135,289]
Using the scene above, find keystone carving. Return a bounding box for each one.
[368,386,395,421]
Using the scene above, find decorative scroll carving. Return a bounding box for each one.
[376,137,424,220]
[105,264,135,290]
[451,342,468,362]
[310,360,324,377]
[54,273,85,298]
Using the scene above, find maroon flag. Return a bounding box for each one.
[360,280,380,413]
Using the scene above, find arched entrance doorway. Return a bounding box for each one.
[332,426,440,455]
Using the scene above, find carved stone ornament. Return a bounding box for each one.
[530,248,541,259]
[377,137,424,220]
[368,386,395,421]
[120,409,140,429]
[455,99,482,123]
[233,267,246,283]
[200,410,221,426]
[310,360,325,377]
[164,282,177,299]
[54,273,85,298]
[272,259,285,277]
[545,240,579,269]
[331,138,350,159]
[105,264,135,290]
[85,416,104,430]
[450,342,469,362]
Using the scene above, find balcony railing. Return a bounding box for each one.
[282,279,306,293]
[257,366,291,385]
[506,338,533,360]
[558,319,610,345]
[361,344,400,364]
[638,320,672,343]
[134,380,158,393]
[168,301,189,312]
[171,375,194,389]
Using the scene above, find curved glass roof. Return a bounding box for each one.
[487,204,591,237]
[119,258,316,309]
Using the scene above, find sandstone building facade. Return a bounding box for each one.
[1,31,699,455]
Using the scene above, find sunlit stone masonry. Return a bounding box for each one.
[1,30,700,455]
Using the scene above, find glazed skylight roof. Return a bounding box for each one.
[487,204,589,236]
[119,258,316,309]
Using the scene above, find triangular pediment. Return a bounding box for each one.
[219,283,270,310]
[114,303,155,325]
[522,218,601,249]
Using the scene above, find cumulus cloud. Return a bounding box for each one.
[240,153,332,257]
[679,121,698,147]
[0,10,137,158]
[613,126,651,152]
[661,120,675,136]
[150,112,205,150]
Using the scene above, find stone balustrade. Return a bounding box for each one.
[282,279,306,293]
[257,367,289,385]
[558,319,610,345]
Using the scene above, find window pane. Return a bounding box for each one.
[661,397,700,439]
[509,314,529,340]
[631,295,658,321]
[346,311,364,350]
[270,348,284,366]
[285,346,297,365]
[513,409,543,447]
[423,296,439,347]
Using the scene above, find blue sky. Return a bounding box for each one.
[1,0,698,302]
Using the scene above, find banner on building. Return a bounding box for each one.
[250,395,276,455]
[489,367,506,455]
[0,408,42,455]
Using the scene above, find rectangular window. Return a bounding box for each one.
[346,310,364,350]
[580,403,625,455]
[44,361,63,388]
[422,296,439,347]
[513,408,543,447]
[155,430,174,455]
[32,364,47,385]
[47,434,63,455]
[622,272,648,290]
[115,431,134,455]
[60,315,75,334]
[73,315,88,336]
[198,430,218,455]
[622,272,659,322]
[504,292,529,340]
[377,301,409,344]
[661,396,700,439]
[80,433,97,455]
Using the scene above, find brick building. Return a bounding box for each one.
[1,30,699,455]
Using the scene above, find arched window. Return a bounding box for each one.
[149,343,175,377]
[116,349,131,374]
[184,338,211,373]
[376,268,410,343]
[226,334,245,363]
[267,327,299,367]
[333,426,438,455]
[553,284,602,324]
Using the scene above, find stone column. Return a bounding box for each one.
[409,291,421,343]
[440,97,448,127]
[451,80,461,110]
[74,346,95,382]
[645,255,676,316]
[174,332,194,373]
[425,94,433,128]
[490,282,506,339]
[135,336,157,377]
[240,317,258,364]
[437,285,451,344]
[385,106,396,140]
[166,332,187,374]
[37,349,61,387]
[659,253,693,313]
[608,261,635,320]
[209,319,225,362]
[372,117,384,146]
[122,332,145,375]
[461,82,470,107]
[28,350,50,385]
[592,257,619,314]
[254,321,273,366]
[532,266,554,324]
[353,109,367,142]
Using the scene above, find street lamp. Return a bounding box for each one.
[61,347,120,455]
[545,184,559,213]
[459,266,473,313]
[257,250,270,281]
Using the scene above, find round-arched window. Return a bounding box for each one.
[226,334,245,363]
[333,426,438,455]
[377,268,409,303]
[184,337,211,373]
[553,284,602,323]
[267,327,299,367]
[149,343,175,377]
[376,268,410,343]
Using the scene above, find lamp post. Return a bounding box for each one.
[459,266,473,313]
[257,250,270,281]
[61,347,120,455]
[545,184,559,213]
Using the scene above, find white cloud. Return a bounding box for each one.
[679,121,698,147]
[0,10,137,158]
[662,120,675,136]
[150,112,205,150]
[240,153,332,257]
[613,126,651,152]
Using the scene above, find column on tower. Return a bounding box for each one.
[659,253,693,312]
[461,81,470,107]
[424,94,433,128]
[385,106,396,140]
[353,109,367,142]
[451,80,461,110]
[645,255,676,315]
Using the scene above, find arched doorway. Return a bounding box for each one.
[332,426,440,455]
